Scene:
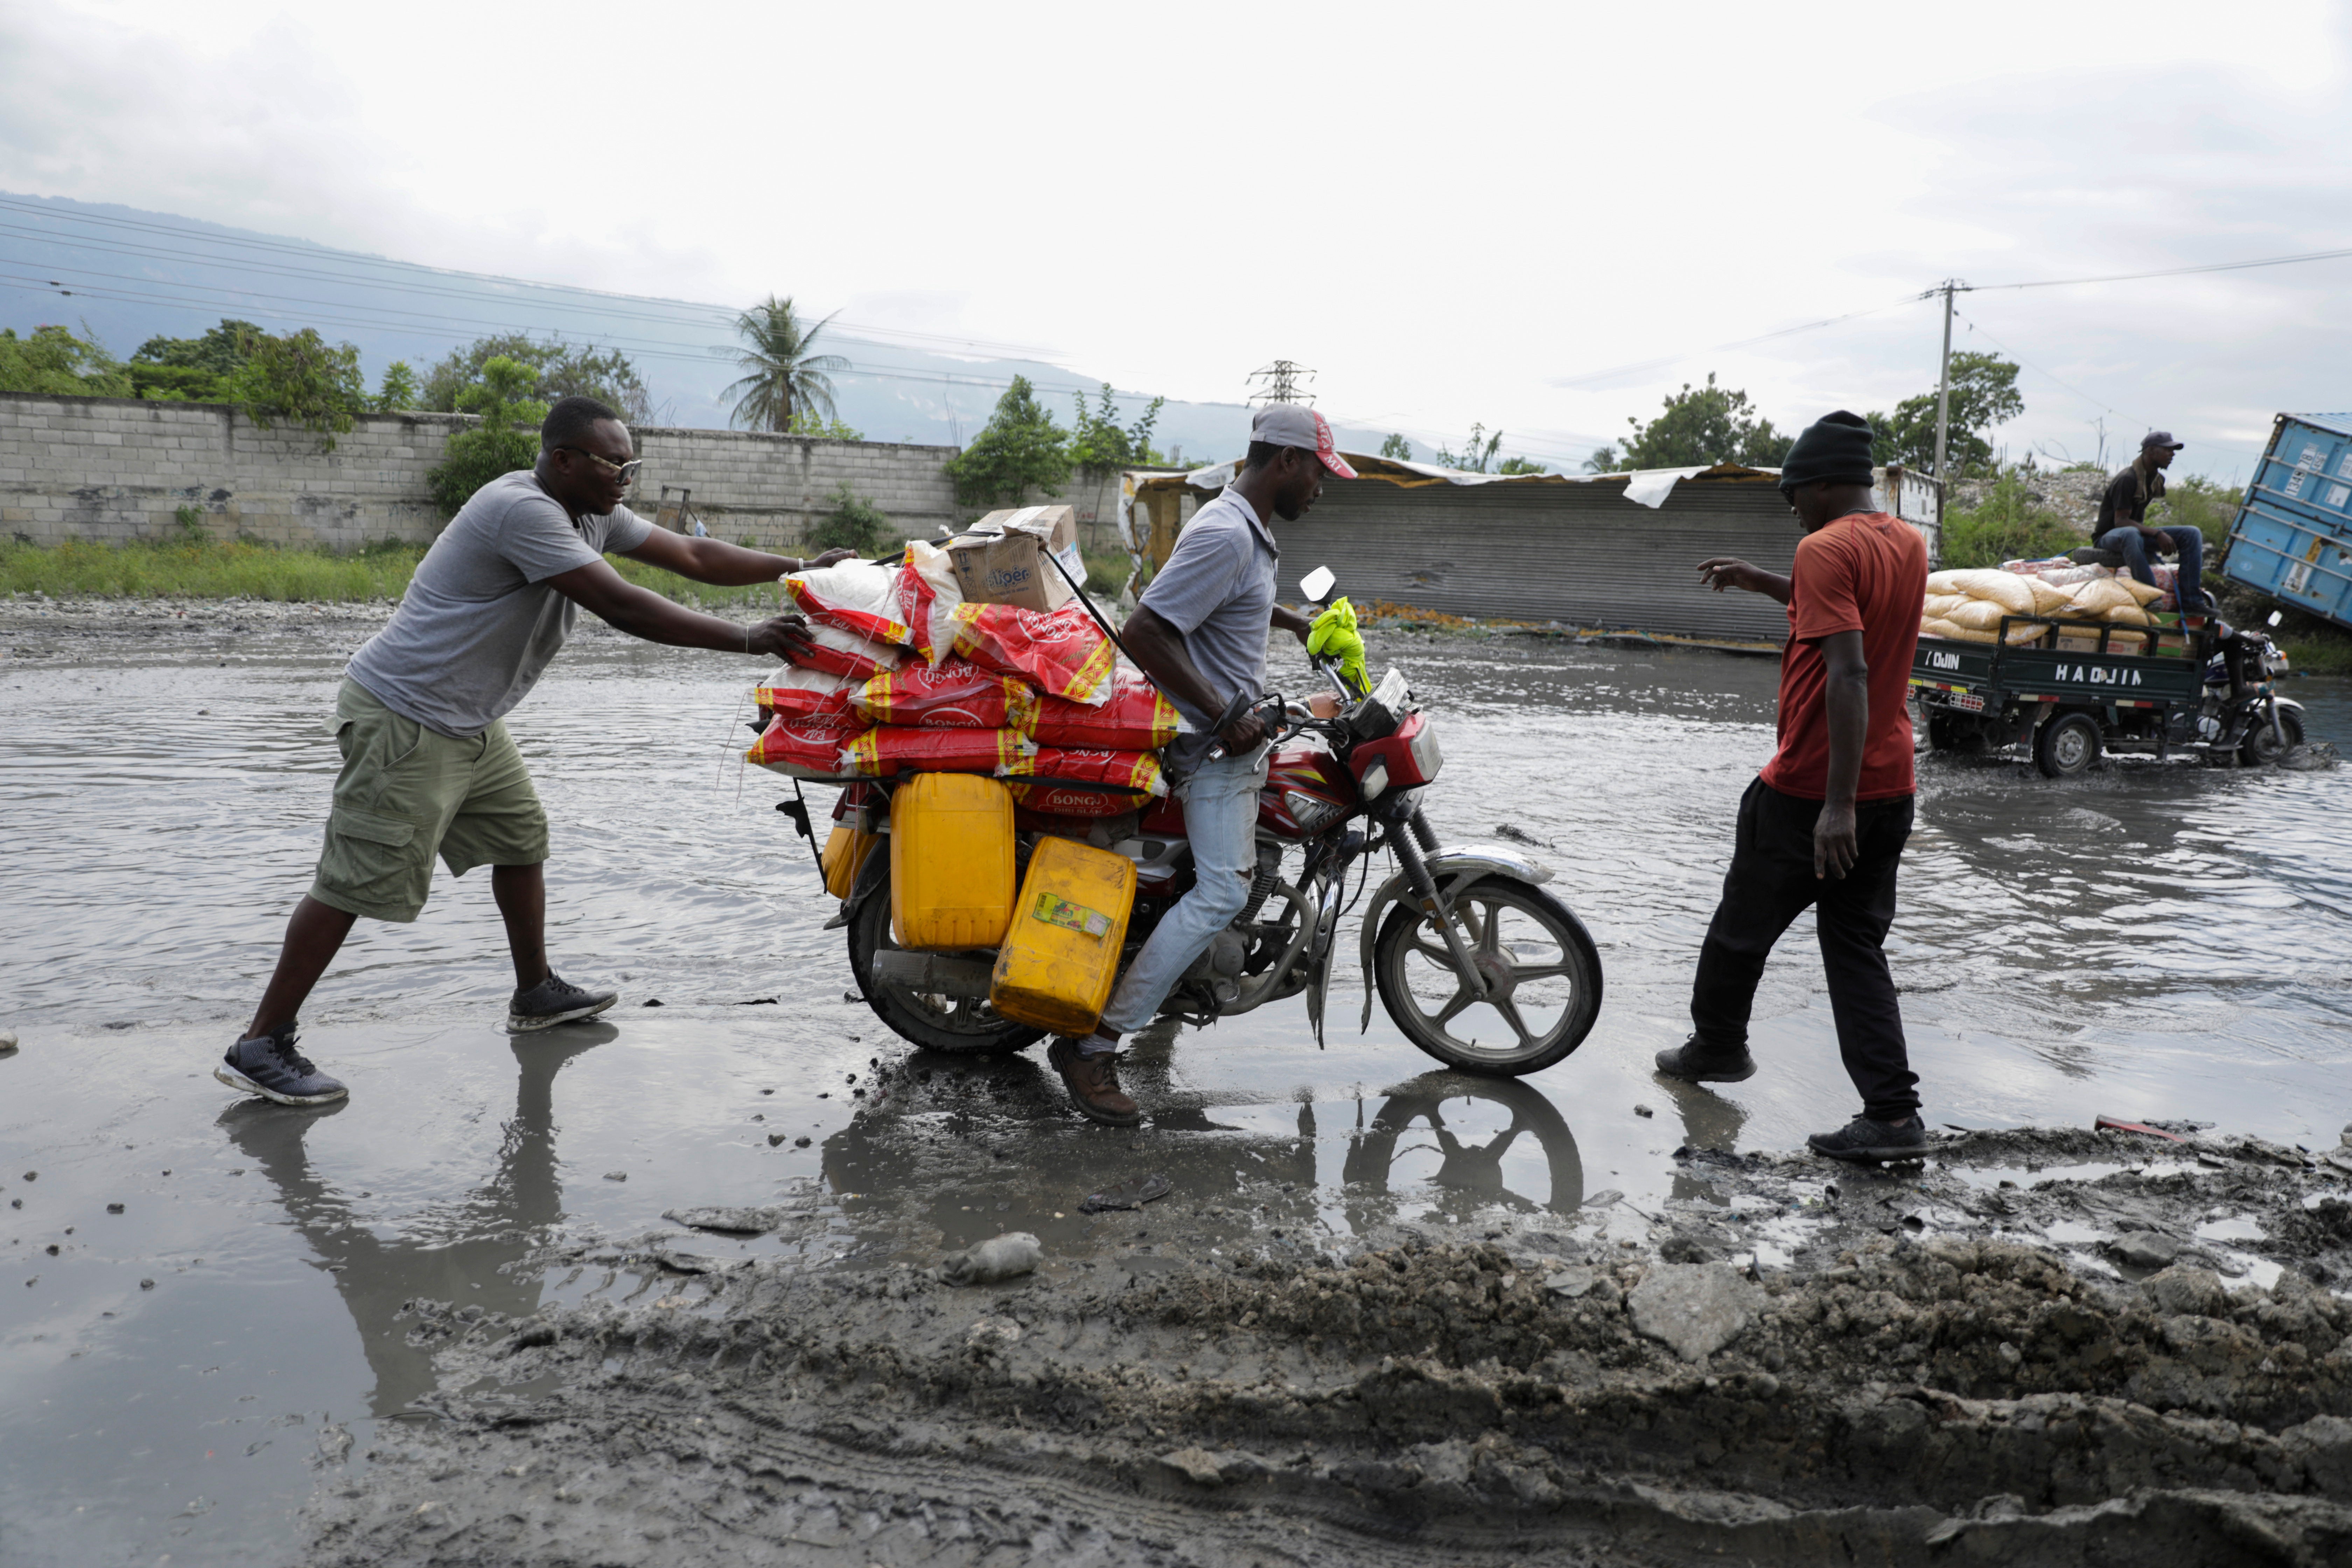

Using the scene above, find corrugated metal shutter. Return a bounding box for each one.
[1269,478,1802,643]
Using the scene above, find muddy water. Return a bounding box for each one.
[3,615,2349,1565]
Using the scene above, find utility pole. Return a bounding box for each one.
[1931,279,1960,481]
[1246,360,1313,405]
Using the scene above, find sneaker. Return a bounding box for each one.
[1653,1035,1757,1083]
[508,973,618,1032]
[1047,1036,1142,1127]
[215,1025,348,1106]
[1807,1113,1929,1163]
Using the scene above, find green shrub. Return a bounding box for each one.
[804,483,891,556]
[1941,469,2082,568]
[1083,550,1132,598]
[427,356,546,516]
[2155,474,2240,551]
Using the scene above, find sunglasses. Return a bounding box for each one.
[558,447,644,483]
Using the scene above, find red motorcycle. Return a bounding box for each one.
[834,571,1603,1078]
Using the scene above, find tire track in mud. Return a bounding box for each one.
[304,1130,2352,1567]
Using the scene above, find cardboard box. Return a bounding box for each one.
[947,506,1085,611]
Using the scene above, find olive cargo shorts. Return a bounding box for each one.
[309,679,550,923]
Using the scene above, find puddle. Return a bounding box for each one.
[4,620,2351,1563]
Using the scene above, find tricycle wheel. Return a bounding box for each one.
[1927,712,1985,754]
[2035,712,2102,778]
[2239,704,2305,766]
[845,862,1042,1057]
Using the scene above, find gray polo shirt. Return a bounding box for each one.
[1139,485,1279,771]
[346,470,653,738]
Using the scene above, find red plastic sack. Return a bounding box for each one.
[746,713,867,779]
[1006,783,1154,819]
[1026,674,1178,749]
[784,560,911,647]
[949,602,1115,706]
[1002,746,1166,797]
[896,541,966,667]
[850,657,1040,729]
[838,726,1037,778]
[787,621,906,681]
[754,666,856,722]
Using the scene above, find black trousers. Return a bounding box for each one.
[1689,778,1919,1120]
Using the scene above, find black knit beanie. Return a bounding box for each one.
[1777,410,1877,492]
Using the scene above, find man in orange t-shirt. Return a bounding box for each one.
[1654,410,1933,1162]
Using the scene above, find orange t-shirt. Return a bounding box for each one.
[1757,512,1929,802]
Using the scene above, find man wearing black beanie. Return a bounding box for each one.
[1656,411,1933,1162]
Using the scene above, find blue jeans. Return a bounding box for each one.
[1095,748,1268,1040]
[2100,525,2205,609]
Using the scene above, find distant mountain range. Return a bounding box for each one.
[0,191,1412,465]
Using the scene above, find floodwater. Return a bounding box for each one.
[4,617,2350,1565]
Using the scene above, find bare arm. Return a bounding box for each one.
[1271,602,1312,646]
[1815,628,1869,880]
[1696,557,1793,605]
[544,558,814,659]
[621,527,855,587]
[1124,603,1267,752]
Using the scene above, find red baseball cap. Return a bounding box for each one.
[1252,404,1357,479]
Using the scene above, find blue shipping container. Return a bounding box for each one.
[2222,412,2352,630]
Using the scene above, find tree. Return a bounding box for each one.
[1863,354,2022,476]
[1067,383,1166,473]
[1435,424,1503,473]
[1614,373,1792,469]
[420,334,651,424]
[127,318,263,401]
[1582,444,1622,474]
[427,356,548,516]
[0,324,132,397]
[1940,468,2080,568]
[1498,456,1549,475]
[374,361,420,413]
[723,295,848,433]
[787,410,864,440]
[942,375,1071,506]
[224,327,366,449]
[1379,433,1413,461]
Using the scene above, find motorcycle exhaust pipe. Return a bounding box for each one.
[869,950,996,999]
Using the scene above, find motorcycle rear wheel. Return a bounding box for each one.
[845,868,1043,1057]
[1374,876,1602,1077]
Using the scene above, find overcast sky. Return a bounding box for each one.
[4,1,2348,477]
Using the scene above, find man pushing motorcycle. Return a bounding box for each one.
[1045,404,1357,1125]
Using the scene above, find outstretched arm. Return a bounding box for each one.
[544,558,814,658]
[622,528,857,587]
[1696,557,1793,604]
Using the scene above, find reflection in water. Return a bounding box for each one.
[217,1027,611,1416]
[1342,1073,1584,1226]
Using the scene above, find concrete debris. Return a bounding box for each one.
[1627,1261,1760,1362]
[1542,1265,1601,1298]
[662,1205,797,1235]
[1081,1173,1171,1213]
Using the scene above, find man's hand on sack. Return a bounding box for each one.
[746,614,818,659]
[797,548,861,572]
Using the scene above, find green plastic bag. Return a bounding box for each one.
[1306,596,1369,696]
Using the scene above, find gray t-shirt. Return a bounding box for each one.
[1139,486,1279,771]
[346,470,654,737]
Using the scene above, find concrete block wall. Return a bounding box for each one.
[0,391,963,552]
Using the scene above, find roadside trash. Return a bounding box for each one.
[602,1171,627,1182]
[1634,1105,1654,1118]
[1583,1189,1624,1209]
[662,1205,796,1234]
[642,998,662,1007]
[1493,823,1554,849]
[2095,1115,2188,1143]
[139,1279,154,1290]
[941,1231,1041,1286]
[1081,1173,1171,1213]
[767,1133,786,1147]
[795,1136,810,1147]
[106,1203,123,1214]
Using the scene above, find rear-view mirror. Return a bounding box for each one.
[1300,566,1335,603]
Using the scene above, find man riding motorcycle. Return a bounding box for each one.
[1044,404,1357,1124]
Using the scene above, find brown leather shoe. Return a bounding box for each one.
[1048,1037,1141,1126]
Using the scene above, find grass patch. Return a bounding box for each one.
[2285,635,2352,676]
[1941,469,2082,569]
[1082,549,1133,599]
[0,536,793,611]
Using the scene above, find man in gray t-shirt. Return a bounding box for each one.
[1043,404,1355,1126]
[216,395,856,1109]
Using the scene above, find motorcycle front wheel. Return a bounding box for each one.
[845,867,1043,1057]
[1373,876,1602,1077]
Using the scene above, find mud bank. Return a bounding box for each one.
[306,1125,2352,1567]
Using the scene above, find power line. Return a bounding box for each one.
[1548,296,1928,390]
[1965,244,2352,294]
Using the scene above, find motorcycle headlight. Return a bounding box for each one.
[1282,789,1347,833]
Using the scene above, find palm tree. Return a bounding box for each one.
[722,295,849,433]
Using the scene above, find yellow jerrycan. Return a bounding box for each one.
[989,835,1138,1035]
[820,822,880,898]
[889,772,1016,950]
